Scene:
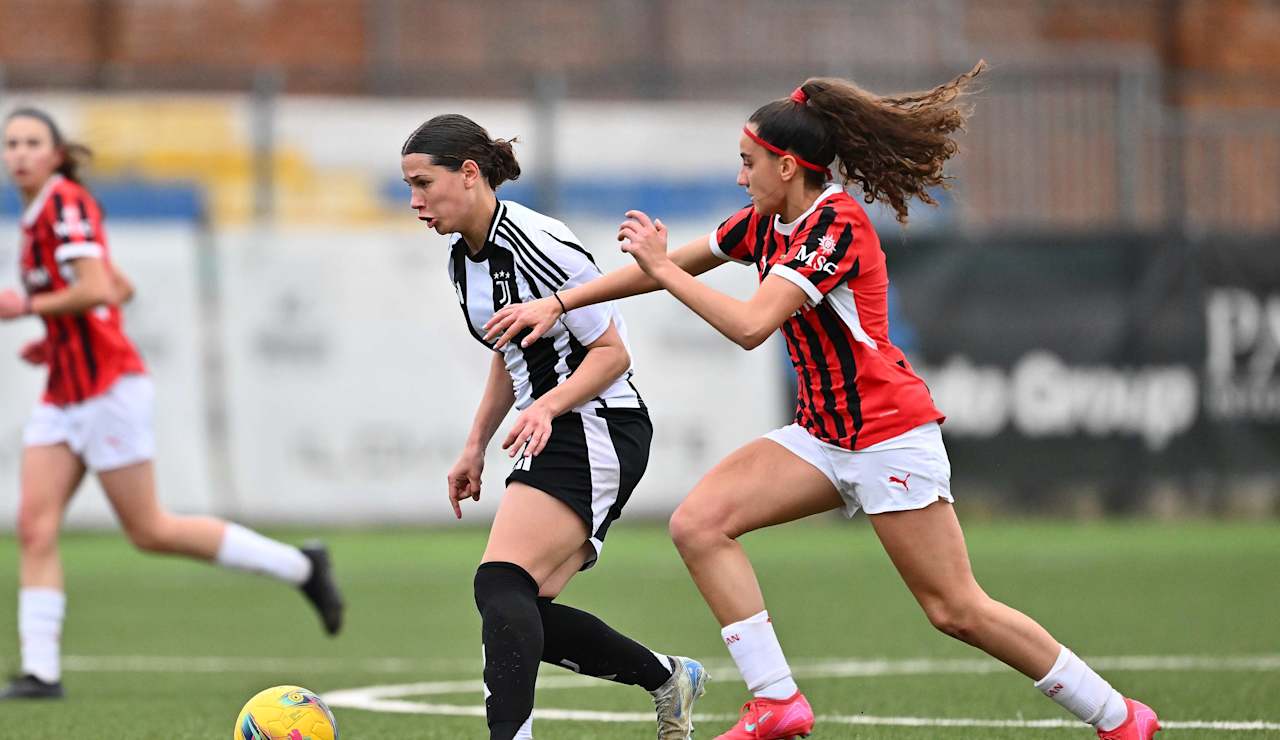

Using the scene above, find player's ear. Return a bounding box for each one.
[460,159,483,188]
[778,155,800,183]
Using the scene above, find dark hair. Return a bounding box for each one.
[748,61,987,224]
[4,106,93,184]
[401,113,521,190]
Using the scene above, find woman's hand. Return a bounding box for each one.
[0,289,30,320]
[19,339,49,366]
[446,446,486,520]
[617,210,671,275]
[484,296,562,349]
[501,400,555,460]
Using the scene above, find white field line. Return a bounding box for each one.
[61,653,1280,676]
[316,660,1280,732]
[320,680,1280,732]
[54,654,1280,731]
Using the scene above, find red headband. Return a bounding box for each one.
[790,86,808,104]
[742,126,831,179]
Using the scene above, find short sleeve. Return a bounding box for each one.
[771,205,863,305]
[506,220,616,345]
[558,262,617,345]
[50,191,104,264]
[709,205,757,265]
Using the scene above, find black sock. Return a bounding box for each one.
[537,597,675,692]
[475,562,542,740]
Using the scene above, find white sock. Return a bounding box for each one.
[513,716,534,739]
[214,523,311,585]
[1034,645,1129,731]
[721,610,798,700]
[19,588,65,683]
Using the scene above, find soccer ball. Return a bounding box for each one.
[233,685,339,740]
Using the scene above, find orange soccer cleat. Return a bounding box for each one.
[715,691,814,740]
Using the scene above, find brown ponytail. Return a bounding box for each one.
[750,61,986,224]
[5,107,93,184]
[401,113,521,190]
[486,136,521,189]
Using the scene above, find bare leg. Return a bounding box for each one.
[7,444,84,690]
[538,543,593,599]
[98,461,226,559]
[868,499,1060,679]
[668,439,842,625]
[99,460,340,634]
[870,500,1141,731]
[482,482,590,578]
[476,483,590,739]
[17,445,84,590]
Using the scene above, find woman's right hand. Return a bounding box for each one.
[0,289,29,321]
[19,339,50,366]
[446,447,485,520]
[483,296,562,349]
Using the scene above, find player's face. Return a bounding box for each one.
[401,153,471,235]
[3,116,62,194]
[738,126,787,216]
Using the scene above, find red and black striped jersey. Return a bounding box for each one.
[711,185,943,450]
[18,175,145,406]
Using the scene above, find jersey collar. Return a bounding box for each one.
[462,200,506,262]
[21,174,63,228]
[773,183,843,236]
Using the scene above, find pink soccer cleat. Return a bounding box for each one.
[715,691,815,739]
[1097,699,1161,740]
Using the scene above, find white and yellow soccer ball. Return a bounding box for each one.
[233,685,339,740]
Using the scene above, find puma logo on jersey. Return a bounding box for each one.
[888,473,911,490]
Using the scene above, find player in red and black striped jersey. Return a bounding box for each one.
[0,108,344,701]
[709,187,943,451]
[14,163,146,406]
[484,65,1159,740]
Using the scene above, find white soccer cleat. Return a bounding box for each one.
[652,656,709,740]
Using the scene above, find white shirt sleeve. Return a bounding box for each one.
[558,263,616,345]
[54,242,104,263]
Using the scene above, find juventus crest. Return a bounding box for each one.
[491,269,515,308]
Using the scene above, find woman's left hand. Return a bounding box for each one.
[617,210,671,275]
[501,400,555,459]
[0,289,29,320]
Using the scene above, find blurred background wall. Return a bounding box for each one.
[1,0,1277,527]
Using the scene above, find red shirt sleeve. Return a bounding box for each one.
[709,205,758,265]
[771,203,866,304]
[49,184,105,264]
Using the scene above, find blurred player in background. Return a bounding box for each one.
[484,65,1161,740]
[401,113,707,740]
[0,107,345,700]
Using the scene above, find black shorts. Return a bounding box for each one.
[506,406,652,569]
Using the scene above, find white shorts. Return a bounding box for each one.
[764,422,953,517]
[22,374,155,472]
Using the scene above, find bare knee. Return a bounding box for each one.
[16,507,59,559]
[669,498,732,556]
[125,515,176,554]
[920,592,991,645]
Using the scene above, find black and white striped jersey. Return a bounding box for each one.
[448,200,642,411]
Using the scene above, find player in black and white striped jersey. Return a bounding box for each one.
[449,197,643,420]
[401,114,707,740]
